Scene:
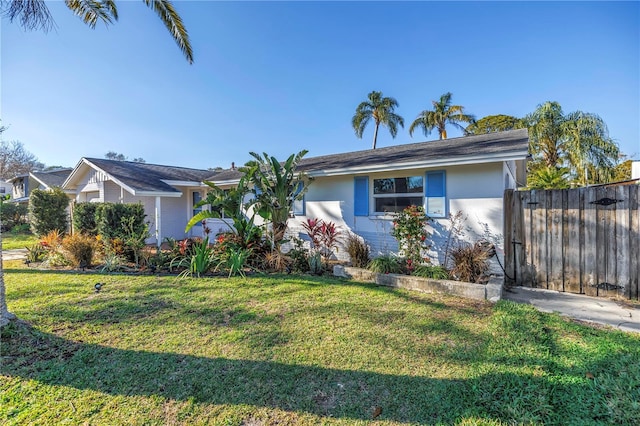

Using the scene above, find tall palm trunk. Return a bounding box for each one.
[372,122,380,149]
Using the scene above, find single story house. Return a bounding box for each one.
[287,128,529,266]
[9,168,73,204]
[62,129,529,266]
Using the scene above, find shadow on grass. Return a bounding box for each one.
[2,321,635,424]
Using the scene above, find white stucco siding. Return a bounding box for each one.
[290,162,508,266]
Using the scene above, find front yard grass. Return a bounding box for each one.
[1,260,639,425]
[1,232,39,250]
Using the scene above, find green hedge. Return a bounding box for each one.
[72,202,98,236]
[28,188,69,236]
[1,202,28,231]
[95,203,146,241]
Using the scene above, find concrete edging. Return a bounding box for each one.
[333,265,503,302]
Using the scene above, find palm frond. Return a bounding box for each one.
[142,0,193,64]
[2,0,55,31]
[65,0,117,29]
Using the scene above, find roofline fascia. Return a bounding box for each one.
[305,151,529,177]
[207,178,242,187]
[161,180,206,187]
[135,191,183,198]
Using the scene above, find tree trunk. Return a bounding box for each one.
[0,217,17,327]
[372,123,379,149]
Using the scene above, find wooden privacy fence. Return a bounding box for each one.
[504,184,640,299]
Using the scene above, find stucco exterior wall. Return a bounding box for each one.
[287,162,507,269]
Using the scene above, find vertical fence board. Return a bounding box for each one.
[521,191,534,285]
[602,186,618,298]
[565,188,581,294]
[595,187,606,296]
[615,186,630,298]
[535,191,549,288]
[503,190,515,286]
[630,186,639,300]
[548,190,564,291]
[528,190,539,288]
[582,187,598,296]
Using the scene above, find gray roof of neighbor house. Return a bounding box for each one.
[79,158,212,193]
[31,169,73,188]
[205,128,529,181]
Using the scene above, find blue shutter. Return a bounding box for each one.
[426,171,445,197]
[354,176,369,216]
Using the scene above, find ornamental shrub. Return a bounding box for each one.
[95,203,146,241]
[73,202,98,235]
[62,233,97,268]
[28,188,69,236]
[390,205,432,271]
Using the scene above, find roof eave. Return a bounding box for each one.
[307,151,529,177]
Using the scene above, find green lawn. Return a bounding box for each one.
[2,232,38,250]
[2,261,639,425]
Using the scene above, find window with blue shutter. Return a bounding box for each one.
[354,176,369,216]
[425,171,446,217]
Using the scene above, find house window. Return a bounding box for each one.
[192,191,202,226]
[425,171,446,217]
[373,176,423,213]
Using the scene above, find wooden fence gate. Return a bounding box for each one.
[504,184,639,299]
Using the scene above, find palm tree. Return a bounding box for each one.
[2,0,193,63]
[562,111,619,186]
[352,91,404,149]
[527,166,570,190]
[525,101,565,168]
[525,102,621,186]
[409,92,475,140]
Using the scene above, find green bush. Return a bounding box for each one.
[412,264,450,280]
[1,202,28,231]
[28,188,69,237]
[367,255,404,274]
[73,202,98,235]
[95,203,146,241]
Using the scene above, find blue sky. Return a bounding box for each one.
[1,1,638,170]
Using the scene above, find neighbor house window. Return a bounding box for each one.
[425,171,446,217]
[373,176,423,213]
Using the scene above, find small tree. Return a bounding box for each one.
[391,205,432,272]
[28,188,69,236]
[240,151,312,248]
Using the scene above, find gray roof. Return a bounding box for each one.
[296,128,529,172]
[31,169,72,188]
[84,158,212,193]
[206,128,529,181]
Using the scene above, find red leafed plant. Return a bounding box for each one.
[302,218,342,260]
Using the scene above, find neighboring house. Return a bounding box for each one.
[9,168,73,204]
[62,158,217,243]
[0,180,12,199]
[205,129,529,267]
